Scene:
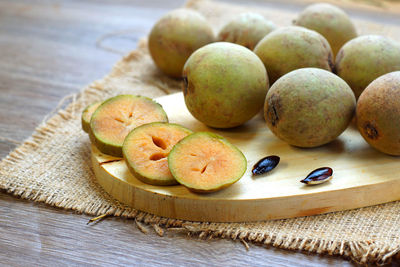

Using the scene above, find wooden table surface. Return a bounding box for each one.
[1,0,399,266]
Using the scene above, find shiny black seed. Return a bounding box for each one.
[252,155,280,176]
[301,167,333,185]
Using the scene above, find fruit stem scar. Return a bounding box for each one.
[183,76,188,95]
[270,105,279,126]
[267,94,280,127]
[364,122,379,140]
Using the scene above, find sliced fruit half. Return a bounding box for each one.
[81,101,102,133]
[168,132,247,193]
[90,95,168,157]
[123,122,192,185]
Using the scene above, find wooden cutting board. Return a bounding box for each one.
[92,92,400,222]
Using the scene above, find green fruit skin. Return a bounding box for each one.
[148,9,215,78]
[183,42,269,128]
[294,3,357,57]
[90,95,168,157]
[356,71,400,156]
[335,35,400,98]
[254,26,334,84]
[264,68,356,148]
[168,132,247,193]
[217,12,276,50]
[89,130,123,157]
[123,122,192,186]
[81,101,102,133]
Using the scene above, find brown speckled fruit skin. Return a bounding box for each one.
[356,71,400,156]
[183,42,268,128]
[217,12,276,50]
[264,68,356,148]
[148,9,214,78]
[254,26,334,85]
[293,3,357,57]
[335,35,400,98]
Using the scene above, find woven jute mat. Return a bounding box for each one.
[1,0,400,265]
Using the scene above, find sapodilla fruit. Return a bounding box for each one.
[123,122,192,185]
[254,26,334,84]
[293,3,357,57]
[356,71,400,155]
[335,35,400,98]
[264,68,356,148]
[168,132,247,193]
[81,101,102,133]
[90,95,168,157]
[217,12,276,50]
[148,9,214,78]
[183,42,268,128]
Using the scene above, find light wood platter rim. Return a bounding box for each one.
[93,155,398,200]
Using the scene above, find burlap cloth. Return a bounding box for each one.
[1,0,400,265]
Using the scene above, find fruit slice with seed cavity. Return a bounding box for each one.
[90,95,168,157]
[81,101,102,133]
[168,132,247,193]
[123,122,192,185]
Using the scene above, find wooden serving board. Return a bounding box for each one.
[92,92,400,222]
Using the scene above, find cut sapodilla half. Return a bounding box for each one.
[123,122,193,185]
[90,95,168,157]
[81,101,102,133]
[168,132,247,193]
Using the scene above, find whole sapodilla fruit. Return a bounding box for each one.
[335,35,400,98]
[148,9,214,78]
[217,12,277,50]
[356,71,400,155]
[254,26,334,84]
[183,42,268,128]
[264,68,356,148]
[293,3,357,57]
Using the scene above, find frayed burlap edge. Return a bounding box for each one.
[1,0,400,265]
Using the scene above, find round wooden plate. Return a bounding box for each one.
[92,93,400,222]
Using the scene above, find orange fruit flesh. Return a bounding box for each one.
[123,123,192,183]
[92,96,167,147]
[82,101,102,133]
[169,133,247,191]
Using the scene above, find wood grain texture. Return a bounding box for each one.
[92,93,400,222]
[0,0,399,266]
[1,194,356,267]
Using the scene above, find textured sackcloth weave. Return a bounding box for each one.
[1,0,400,265]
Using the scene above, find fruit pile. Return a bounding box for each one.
[83,3,400,193]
